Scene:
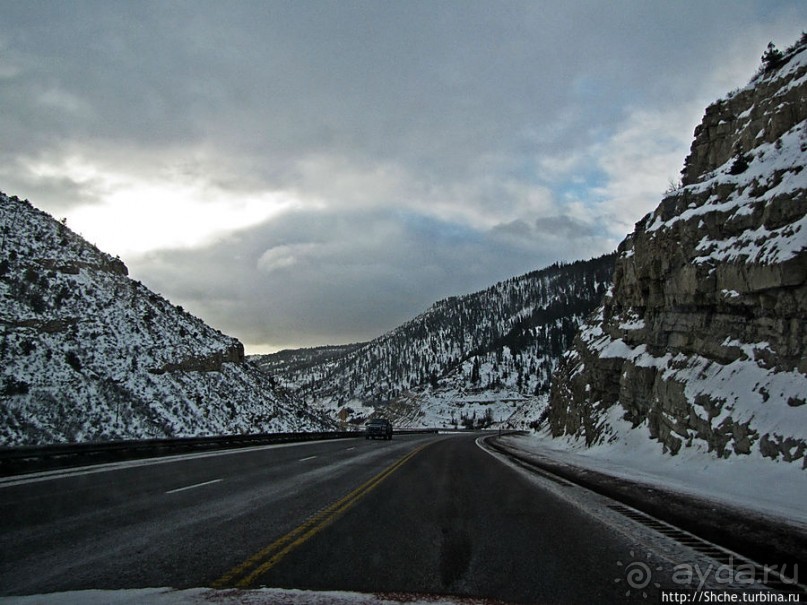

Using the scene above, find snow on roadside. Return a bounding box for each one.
[502,421,807,526]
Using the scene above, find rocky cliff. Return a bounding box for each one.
[0,193,332,445]
[548,38,807,467]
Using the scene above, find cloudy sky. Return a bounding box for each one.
[2,1,805,352]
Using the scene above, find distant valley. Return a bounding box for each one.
[252,255,615,431]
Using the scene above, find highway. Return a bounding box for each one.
[0,433,773,603]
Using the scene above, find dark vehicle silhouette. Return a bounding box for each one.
[364,418,393,440]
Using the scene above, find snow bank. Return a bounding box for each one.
[506,425,807,525]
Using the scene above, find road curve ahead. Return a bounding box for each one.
[0,433,751,603]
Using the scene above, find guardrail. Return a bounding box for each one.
[0,428,442,477]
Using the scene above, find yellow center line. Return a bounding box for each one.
[211,442,431,589]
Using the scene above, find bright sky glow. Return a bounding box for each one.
[70,182,296,257]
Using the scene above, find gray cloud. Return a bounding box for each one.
[533,216,599,239]
[133,205,612,349]
[5,1,800,185]
[2,1,805,349]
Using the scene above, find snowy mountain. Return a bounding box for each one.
[548,37,807,469]
[0,193,333,445]
[253,254,615,429]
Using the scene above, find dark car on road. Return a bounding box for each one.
[365,418,393,440]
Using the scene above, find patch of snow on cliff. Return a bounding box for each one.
[696,213,806,265]
[569,320,807,464]
[647,121,807,241]
[675,353,807,436]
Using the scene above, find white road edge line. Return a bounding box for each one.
[165,479,223,494]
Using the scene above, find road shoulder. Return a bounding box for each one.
[485,433,807,579]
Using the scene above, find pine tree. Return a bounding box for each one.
[761,42,784,72]
[470,356,481,384]
[729,142,750,175]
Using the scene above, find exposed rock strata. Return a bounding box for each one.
[149,343,246,374]
[549,39,807,467]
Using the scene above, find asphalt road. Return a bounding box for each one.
[0,433,770,603]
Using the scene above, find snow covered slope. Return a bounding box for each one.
[548,37,807,469]
[254,255,615,429]
[0,193,332,445]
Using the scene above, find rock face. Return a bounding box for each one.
[549,38,807,467]
[0,193,332,445]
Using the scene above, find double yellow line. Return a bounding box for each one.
[211,442,430,589]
